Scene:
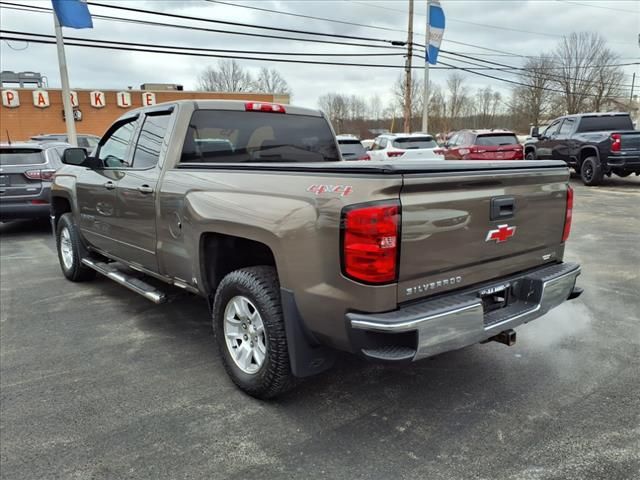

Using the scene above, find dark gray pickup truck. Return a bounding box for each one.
[525,112,640,185]
[50,100,582,398]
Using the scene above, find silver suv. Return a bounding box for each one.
[0,142,70,221]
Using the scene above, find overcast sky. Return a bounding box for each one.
[1,0,638,109]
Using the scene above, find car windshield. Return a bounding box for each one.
[577,115,633,132]
[181,110,340,163]
[0,148,45,165]
[392,137,437,149]
[476,134,520,146]
[338,140,366,158]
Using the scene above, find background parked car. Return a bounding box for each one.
[361,139,375,150]
[440,129,523,160]
[0,142,70,221]
[368,133,440,161]
[30,134,100,152]
[336,135,370,160]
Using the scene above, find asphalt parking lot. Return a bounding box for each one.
[1,176,639,480]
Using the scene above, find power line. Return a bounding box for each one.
[353,0,635,45]
[0,31,628,101]
[86,1,403,45]
[0,2,406,51]
[556,0,639,14]
[0,29,404,58]
[206,0,407,34]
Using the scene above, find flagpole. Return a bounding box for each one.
[422,0,430,133]
[53,12,78,147]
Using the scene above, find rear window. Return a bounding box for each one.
[392,137,437,149]
[181,110,340,163]
[476,134,519,146]
[0,149,45,165]
[338,140,366,157]
[577,115,633,133]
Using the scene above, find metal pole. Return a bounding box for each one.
[53,13,78,147]
[630,72,636,103]
[403,0,414,133]
[422,0,430,133]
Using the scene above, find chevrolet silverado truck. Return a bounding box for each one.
[525,112,640,186]
[51,100,582,398]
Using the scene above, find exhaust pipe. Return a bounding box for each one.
[491,329,516,346]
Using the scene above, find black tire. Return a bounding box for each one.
[580,156,603,186]
[525,150,536,160]
[56,213,96,282]
[213,266,294,399]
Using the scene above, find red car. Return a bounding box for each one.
[440,129,524,160]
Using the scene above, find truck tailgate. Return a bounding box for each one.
[398,166,569,302]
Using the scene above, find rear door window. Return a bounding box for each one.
[132,113,172,169]
[476,134,520,146]
[181,110,340,163]
[392,137,437,149]
[0,149,45,165]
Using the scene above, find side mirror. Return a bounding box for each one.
[530,127,540,138]
[443,142,450,148]
[62,148,101,168]
[62,148,88,166]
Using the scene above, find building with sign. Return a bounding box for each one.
[0,88,290,142]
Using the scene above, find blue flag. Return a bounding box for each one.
[427,0,445,65]
[52,0,93,29]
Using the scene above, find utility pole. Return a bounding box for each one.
[403,0,414,133]
[53,12,78,147]
[630,72,636,103]
[422,0,430,133]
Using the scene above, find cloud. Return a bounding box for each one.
[1,0,638,110]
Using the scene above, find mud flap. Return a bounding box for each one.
[280,288,336,378]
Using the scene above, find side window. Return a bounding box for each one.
[448,133,459,147]
[77,137,90,149]
[379,138,388,149]
[132,113,172,169]
[97,119,137,168]
[559,118,575,135]
[461,132,473,146]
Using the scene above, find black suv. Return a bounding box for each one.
[525,112,640,185]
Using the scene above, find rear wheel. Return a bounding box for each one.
[56,213,96,282]
[580,156,603,186]
[213,266,294,399]
[525,150,536,160]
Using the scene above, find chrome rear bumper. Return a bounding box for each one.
[348,262,581,361]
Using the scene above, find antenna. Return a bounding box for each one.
[6,129,11,145]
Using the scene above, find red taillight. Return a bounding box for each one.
[30,199,48,205]
[610,133,621,152]
[358,153,371,161]
[342,202,400,284]
[245,102,286,113]
[24,169,56,181]
[514,148,524,160]
[469,147,486,154]
[562,185,573,243]
[387,151,404,158]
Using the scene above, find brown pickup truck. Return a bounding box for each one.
[51,100,582,398]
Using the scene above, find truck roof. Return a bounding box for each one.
[562,111,630,119]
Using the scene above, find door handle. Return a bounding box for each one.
[103,181,115,190]
[137,185,154,194]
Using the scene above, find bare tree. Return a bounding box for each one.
[552,32,606,114]
[589,54,625,111]
[254,67,292,96]
[393,73,423,129]
[368,94,382,121]
[514,55,553,127]
[446,72,467,128]
[198,60,254,92]
[318,93,349,132]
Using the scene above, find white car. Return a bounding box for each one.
[368,133,441,161]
